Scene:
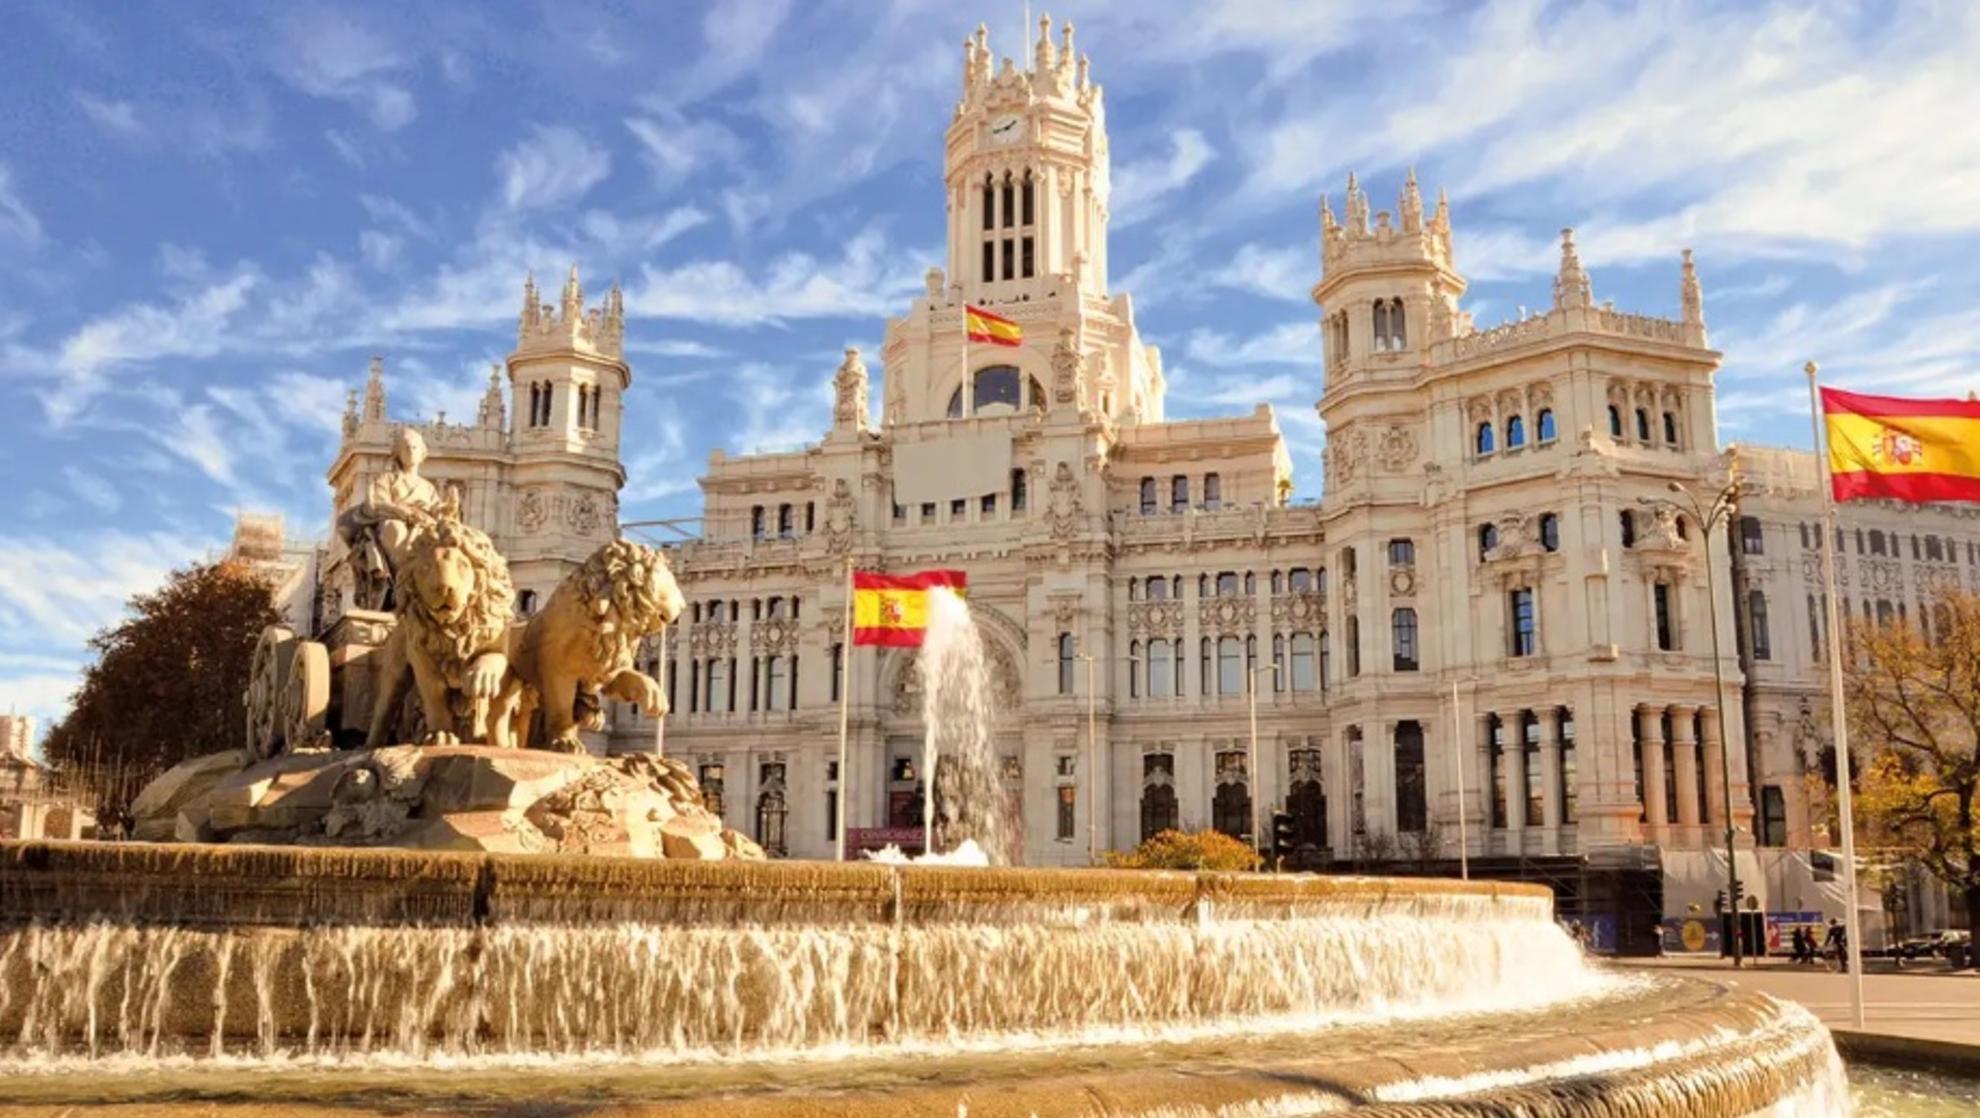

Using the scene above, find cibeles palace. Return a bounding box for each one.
[278,20,1980,934]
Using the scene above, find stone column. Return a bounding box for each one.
[1700,705,1728,831]
[1671,707,1702,847]
[1474,711,1493,843]
[1539,708,1564,854]
[1504,711,1529,837]
[1638,704,1668,845]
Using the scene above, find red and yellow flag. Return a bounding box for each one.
[1821,388,1980,504]
[853,570,968,647]
[965,305,1022,348]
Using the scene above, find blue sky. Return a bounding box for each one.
[3,1,1979,733]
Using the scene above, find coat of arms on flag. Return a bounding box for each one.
[1821,387,1980,504]
[852,570,968,647]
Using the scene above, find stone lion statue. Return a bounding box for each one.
[365,504,516,747]
[500,540,684,753]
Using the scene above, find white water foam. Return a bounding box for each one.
[917,587,1015,863]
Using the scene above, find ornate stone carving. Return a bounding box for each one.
[516,490,549,534]
[1050,326,1082,406]
[1197,595,1256,633]
[1046,461,1083,539]
[833,347,870,432]
[568,494,603,536]
[1376,425,1417,472]
[1326,427,1367,485]
[1485,512,1534,561]
[824,478,857,555]
[1389,565,1417,597]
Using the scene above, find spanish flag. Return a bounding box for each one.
[965,305,1022,348]
[853,570,968,647]
[1822,387,1980,504]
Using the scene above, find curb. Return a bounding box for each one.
[1833,1030,1980,1077]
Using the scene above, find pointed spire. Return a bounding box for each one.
[1433,187,1450,230]
[1077,53,1090,90]
[1061,19,1075,64]
[561,263,583,320]
[342,388,359,438]
[1399,167,1423,233]
[1320,192,1336,235]
[1035,13,1054,70]
[362,355,386,422]
[478,363,506,430]
[1680,247,1705,329]
[1344,172,1369,235]
[518,270,541,343]
[1554,228,1591,310]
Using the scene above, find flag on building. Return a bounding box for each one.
[852,570,968,646]
[1821,387,1980,504]
[965,305,1022,348]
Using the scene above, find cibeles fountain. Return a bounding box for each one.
[0,472,1848,1114]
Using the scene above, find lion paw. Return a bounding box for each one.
[420,730,461,746]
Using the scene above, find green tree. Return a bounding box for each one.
[1104,828,1262,872]
[42,559,280,827]
[1845,591,1980,948]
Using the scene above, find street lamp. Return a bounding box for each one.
[1077,652,1099,865]
[1641,461,1746,967]
[1246,663,1279,864]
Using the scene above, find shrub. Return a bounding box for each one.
[1103,828,1261,872]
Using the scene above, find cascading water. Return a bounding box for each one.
[917,587,1012,864]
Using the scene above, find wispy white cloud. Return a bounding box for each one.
[497,125,612,211]
[1205,242,1311,301]
[1112,129,1212,227]
[625,227,924,326]
[0,164,42,245]
[74,92,141,136]
[278,10,418,130]
[1181,321,1319,368]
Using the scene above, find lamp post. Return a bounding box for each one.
[1247,664,1278,863]
[1077,652,1099,865]
[1641,460,1746,967]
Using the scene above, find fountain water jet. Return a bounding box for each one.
[918,587,1013,864]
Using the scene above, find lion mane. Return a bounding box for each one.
[394,516,514,678]
[567,540,679,670]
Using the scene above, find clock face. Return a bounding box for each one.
[988,114,1023,145]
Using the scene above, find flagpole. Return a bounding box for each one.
[836,556,854,862]
[1805,360,1867,1028]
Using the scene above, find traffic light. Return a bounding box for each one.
[1271,811,1295,858]
[1714,889,1728,914]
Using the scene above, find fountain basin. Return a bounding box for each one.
[0,840,1845,1115]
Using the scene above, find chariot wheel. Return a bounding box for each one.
[245,626,296,760]
[281,640,331,752]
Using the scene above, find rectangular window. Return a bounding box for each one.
[1653,584,1675,651]
[699,763,726,818]
[830,643,843,702]
[1002,237,1014,280]
[1560,710,1577,825]
[1489,718,1507,828]
[1524,715,1543,825]
[826,762,839,841]
[1739,515,1765,555]
[1021,179,1035,225]
[1387,538,1415,567]
[1058,633,1076,695]
[982,493,997,515]
[1020,236,1034,279]
[1510,589,1537,657]
[951,497,966,520]
[1171,475,1189,513]
[1011,468,1027,511]
[1392,608,1419,671]
[1001,182,1015,228]
[920,501,936,521]
[1203,472,1222,510]
[766,655,788,712]
[1057,784,1077,841]
[981,240,994,283]
[1760,786,1788,847]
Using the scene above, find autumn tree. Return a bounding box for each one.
[1104,829,1262,872]
[42,559,280,827]
[1845,590,1980,943]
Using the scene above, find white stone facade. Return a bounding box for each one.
[277,20,1980,891]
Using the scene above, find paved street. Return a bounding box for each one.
[1617,957,1980,1047]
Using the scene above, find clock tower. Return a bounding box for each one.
[944,17,1109,304]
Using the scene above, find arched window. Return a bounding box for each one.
[1537,408,1556,442]
[947,387,964,418]
[1540,513,1560,552]
[1139,477,1157,515]
[1057,632,1076,695]
[1028,376,1046,412]
[1635,408,1652,442]
[751,506,766,540]
[1171,475,1190,513]
[1479,523,1499,561]
[1203,472,1223,510]
[1218,636,1242,695]
[1749,591,1771,661]
[1287,749,1327,853]
[1392,608,1419,671]
[755,778,787,857]
[1608,405,1624,439]
[1140,754,1179,840]
[1620,510,1638,548]
[972,365,1022,414]
[1000,173,1015,229]
[1506,414,1527,448]
[1012,467,1028,511]
[1395,722,1426,834]
[1373,300,1391,352]
[981,173,995,230]
[1020,170,1035,226]
[1388,297,1406,349]
[1653,583,1675,650]
[1662,411,1680,446]
[1288,567,1312,592]
[1212,751,1251,840]
[777,503,793,538]
[1150,639,1174,697]
[1476,421,1496,455]
[766,655,789,711]
[1271,634,1286,691]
